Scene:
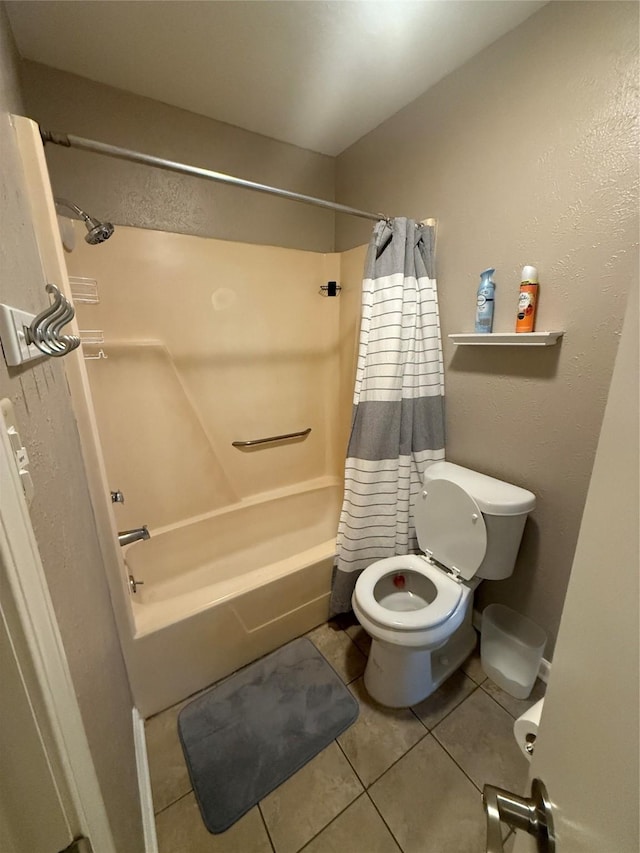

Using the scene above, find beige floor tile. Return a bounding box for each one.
[338,677,426,787]
[369,735,486,853]
[306,622,366,684]
[300,794,401,853]
[145,701,192,813]
[344,623,373,656]
[412,670,477,729]
[461,641,487,685]
[260,741,363,853]
[481,676,546,719]
[433,689,529,793]
[155,792,272,853]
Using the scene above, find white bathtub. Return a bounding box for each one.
[124,477,340,716]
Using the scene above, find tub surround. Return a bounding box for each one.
[69,223,344,530]
[66,222,361,716]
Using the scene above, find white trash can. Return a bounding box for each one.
[481,604,547,699]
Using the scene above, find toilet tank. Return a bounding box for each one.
[422,461,535,580]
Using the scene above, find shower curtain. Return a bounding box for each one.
[330,217,445,615]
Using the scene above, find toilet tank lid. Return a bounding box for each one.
[423,461,535,516]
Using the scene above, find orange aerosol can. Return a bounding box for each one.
[516,266,538,333]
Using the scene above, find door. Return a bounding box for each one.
[508,284,639,852]
[0,396,116,853]
[0,609,74,853]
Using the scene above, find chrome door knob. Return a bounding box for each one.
[482,778,555,853]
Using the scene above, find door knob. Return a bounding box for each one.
[482,778,555,853]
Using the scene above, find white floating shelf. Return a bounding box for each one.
[449,331,564,347]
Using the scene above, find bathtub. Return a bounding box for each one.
[124,477,340,716]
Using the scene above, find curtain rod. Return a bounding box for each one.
[40,129,389,223]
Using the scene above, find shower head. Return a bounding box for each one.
[54,198,115,244]
[83,216,115,245]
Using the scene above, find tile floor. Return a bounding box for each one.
[146,619,545,853]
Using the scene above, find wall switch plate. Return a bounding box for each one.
[1,398,35,505]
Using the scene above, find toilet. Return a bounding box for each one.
[352,461,535,707]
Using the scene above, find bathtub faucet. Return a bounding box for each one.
[118,526,150,547]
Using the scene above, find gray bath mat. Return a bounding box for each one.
[178,636,359,834]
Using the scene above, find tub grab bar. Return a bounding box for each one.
[232,428,311,448]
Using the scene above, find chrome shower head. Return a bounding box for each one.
[83,216,115,245]
[54,198,115,245]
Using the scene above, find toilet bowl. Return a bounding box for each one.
[352,461,535,708]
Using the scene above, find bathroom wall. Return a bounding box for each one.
[335,0,639,654]
[20,60,335,252]
[0,6,144,852]
[65,223,343,531]
[0,1,21,114]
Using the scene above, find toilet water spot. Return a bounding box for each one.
[393,574,406,589]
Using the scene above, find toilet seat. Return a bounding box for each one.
[352,555,464,632]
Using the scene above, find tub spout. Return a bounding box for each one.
[118,525,150,546]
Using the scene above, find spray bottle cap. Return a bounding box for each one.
[480,268,496,280]
[521,265,538,283]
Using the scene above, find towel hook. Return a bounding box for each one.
[24,284,81,358]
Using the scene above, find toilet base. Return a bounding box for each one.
[363,619,477,708]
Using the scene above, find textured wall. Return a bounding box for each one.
[20,60,336,252]
[335,1,639,653]
[0,8,144,851]
[0,2,21,114]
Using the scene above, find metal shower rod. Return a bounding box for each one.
[40,129,389,223]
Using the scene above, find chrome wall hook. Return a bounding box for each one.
[24,284,81,359]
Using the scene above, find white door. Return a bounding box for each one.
[0,608,74,853]
[505,285,639,852]
[0,398,117,853]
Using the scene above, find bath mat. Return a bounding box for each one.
[177,636,359,834]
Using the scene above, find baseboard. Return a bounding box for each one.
[472,608,551,684]
[132,707,159,853]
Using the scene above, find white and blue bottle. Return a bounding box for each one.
[474,268,496,333]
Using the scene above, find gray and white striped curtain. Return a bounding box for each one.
[330,217,445,615]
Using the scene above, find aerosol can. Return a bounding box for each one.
[516,266,539,333]
[475,268,496,333]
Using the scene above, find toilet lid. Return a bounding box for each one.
[415,479,487,580]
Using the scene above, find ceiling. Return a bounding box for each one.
[7,1,546,156]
